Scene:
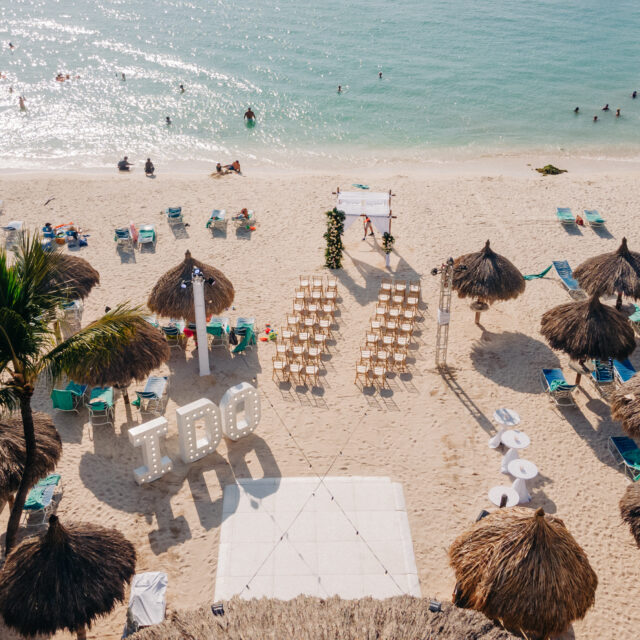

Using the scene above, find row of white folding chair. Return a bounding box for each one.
[295,288,338,303]
[276,341,323,361]
[380,279,421,296]
[273,358,320,386]
[377,291,419,309]
[286,315,333,335]
[293,300,336,318]
[365,327,412,347]
[278,330,329,350]
[370,316,414,336]
[300,274,338,292]
[355,362,389,388]
[360,347,407,369]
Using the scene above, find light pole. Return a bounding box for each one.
[181,267,215,376]
[431,259,467,368]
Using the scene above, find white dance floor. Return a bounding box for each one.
[214,477,421,600]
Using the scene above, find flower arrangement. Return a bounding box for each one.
[382,231,395,254]
[324,208,346,269]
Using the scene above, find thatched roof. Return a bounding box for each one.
[51,254,100,300]
[573,237,640,298]
[0,515,136,637]
[620,483,640,548]
[130,596,519,640]
[452,240,525,304]
[611,374,640,438]
[147,251,234,323]
[540,295,636,361]
[69,317,170,387]
[0,412,62,498]
[449,507,597,639]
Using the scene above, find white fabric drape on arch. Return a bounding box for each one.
[336,191,391,234]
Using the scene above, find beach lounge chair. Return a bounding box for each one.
[614,358,637,384]
[137,224,157,248]
[232,210,255,228]
[584,209,605,227]
[135,376,168,415]
[206,209,227,232]
[23,473,63,527]
[628,304,640,335]
[51,381,88,413]
[114,227,134,249]
[207,316,230,348]
[88,386,115,426]
[3,220,23,248]
[590,360,615,394]
[62,299,83,322]
[161,324,184,349]
[540,368,577,406]
[233,318,256,354]
[165,207,183,225]
[552,260,586,299]
[123,572,168,637]
[556,207,575,225]
[608,436,640,481]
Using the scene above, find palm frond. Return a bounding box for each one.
[40,304,146,384]
[0,386,21,415]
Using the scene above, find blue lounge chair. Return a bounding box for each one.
[161,324,184,349]
[88,386,115,426]
[135,376,168,415]
[584,209,605,227]
[51,381,87,413]
[590,360,614,394]
[114,227,134,249]
[540,368,577,406]
[608,436,640,481]
[165,207,183,224]
[614,359,637,384]
[552,260,586,299]
[556,207,575,225]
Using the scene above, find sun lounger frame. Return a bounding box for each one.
[608,436,640,481]
[540,368,576,406]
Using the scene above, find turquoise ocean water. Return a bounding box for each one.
[2,0,640,169]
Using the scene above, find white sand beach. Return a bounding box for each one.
[1,157,639,639]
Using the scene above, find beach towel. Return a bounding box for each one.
[523,265,552,280]
[352,183,369,190]
[549,380,575,392]
[233,327,255,353]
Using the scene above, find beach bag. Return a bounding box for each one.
[229,328,238,346]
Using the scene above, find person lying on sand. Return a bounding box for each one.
[224,160,241,174]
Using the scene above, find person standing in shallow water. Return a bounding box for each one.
[337,85,342,93]
[244,107,255,122]
[573,106,579,113]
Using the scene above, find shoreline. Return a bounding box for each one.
[3,151,640,179]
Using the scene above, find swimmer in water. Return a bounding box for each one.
[18,95,26,111]
[121,72,126,81]
[593,115,598,122]
[244,107,255,122]
[379,71,382,79]
[337,85,342,93]
[633,90,637,99]
[616,108,621,117]
[602,104,609,111]
[179,84,185,93]
[165,116,172,125]
[574,106,579,113]
[9,86,13,94]
[9,42,14,51]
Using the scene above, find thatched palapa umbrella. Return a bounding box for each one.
[452,240,525,324]
[449,507,597,639]
[0,412,62,505]
[147,250,234,323]
[0,515,136,640]
[52,254,100,300]
[620,483,640,547]
[573,237,640,310]
[611,374,640,438]
[541,295,636,384]
[68,316,170,403]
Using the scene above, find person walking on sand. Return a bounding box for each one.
[362,215,374,241]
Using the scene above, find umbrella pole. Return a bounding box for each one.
[474,310,482,325]
[193,275,211,376]
[122,388,130,404]
[616,291,623,310]
[76,625,87,640]
[575,372,582,386]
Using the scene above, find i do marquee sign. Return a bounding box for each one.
[128,382,260,484]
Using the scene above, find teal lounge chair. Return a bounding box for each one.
[614,358,637,384]
[166,207,183,224]
[552,260,586,299]
[233,318,256,354]
[114,227,134,248]
[206,209,227,231]
[541,368,576,406]
[23,475,62,527]
[590,360,614,395]
[556,207,575,225]
[137,224,157,248]
[51,381,87,413]
[207,316,230,348]
[134,376,168,415]
[629,304,640,335]
[609,436,640,481]
[88,386,115,426]
[584,209,605,227]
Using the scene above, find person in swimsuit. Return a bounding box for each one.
[144,158,155,175]
[337,85,342,93]
[602,104,609,111]
[166,116,172,125]
[179,84,185,93]
[378,71,382,79]
[593,115,598,122]
[18,95,26,111]
[573,106,579,113]
[225,160,241,173]
[616,108,621,117]
[362,215,374,240]
[633,91,637,99]
[244,107,255,122]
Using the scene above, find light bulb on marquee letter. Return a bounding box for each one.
[176,398,222,463]
[220,382,261,441]
[128,417,173,485]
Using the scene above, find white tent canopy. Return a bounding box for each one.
[336,190,392,234]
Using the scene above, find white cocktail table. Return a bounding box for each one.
[500,429,530,473]
[488,408,521,448]
[508,459,538,503]
[488,485,519,507]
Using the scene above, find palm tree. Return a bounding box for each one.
[0,233,146,554]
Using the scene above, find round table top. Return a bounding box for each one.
[493,408,521,427]
[508,458,538,480]
[501,429,530,450]
[488,486,519,507]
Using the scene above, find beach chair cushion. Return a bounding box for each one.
[167,207,182,214]
[36,473,61,487]
[552,260,580,291]
[542,368,576,391]
[115,228,131,240]
[556,207,575,223]
[591,362,614,384]
[142,376,168,398]
[584,209,605,225]
[24,485,55,511]
[138,226,156,243]
[610,436,640,469]
[88,387,114,410]
[629,305,640,323]
[614,358,637,383]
